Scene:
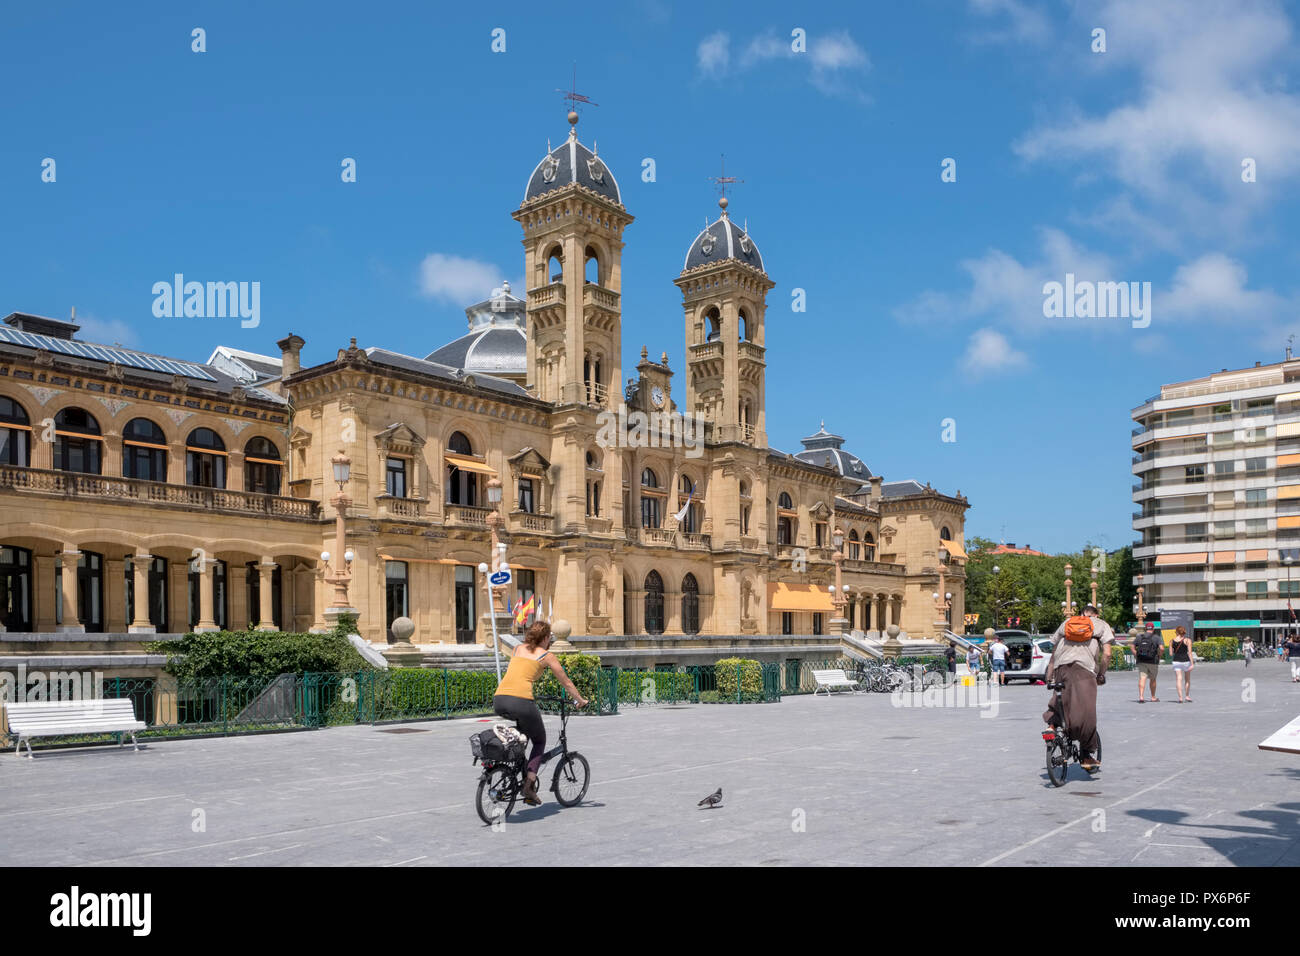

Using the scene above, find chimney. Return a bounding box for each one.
[869,475,882,507]
[277,333,305,380]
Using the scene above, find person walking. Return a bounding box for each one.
[945,641,957,679]
[1134,626,1162,702]
[966,644,983,681]
[1242,636,1255,669]
[1286,632,1300,683]
[990,634,1009,685]
[1170,625,1194,702]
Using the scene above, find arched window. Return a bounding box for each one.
[848,529,861,561]
[940,526,952,541]
[546,247,564,284]
[644,570,665,635]
[185,428,226,488]
[245,436,282,495]
[778,491,793,510]
[0,545,33,631]
[678,474,699,534]
[584,246,600,284]
[446,430,478,506]
[681,573,700,635]
[0,396,31,467]
[738,309,750,342]
[704,306,721,343]
[123,418,167,482]
[641,468,661,529]
[864,531,876,562]
[585,450,602,517]
[739,480,751,536]
[53,408,102,474]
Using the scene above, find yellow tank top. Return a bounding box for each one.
[496,651,549,699]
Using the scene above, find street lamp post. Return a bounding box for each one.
[830,527,848,634]
[321,450,356,626]
[485,475,505,616]
[1090,566,1099,610]
[1135,573,1146,626]
[1064,563,1073,613]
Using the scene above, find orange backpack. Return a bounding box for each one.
[1063,615,1095,643]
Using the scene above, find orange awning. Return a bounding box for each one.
[1279,454,1300,467]
[1245,549,1269,562]
[1280,485,1300,499]
[1280,516,1300,529]
[1212,551,1236,564]
[445,453,496,475]
[940,539,967,561]
[1154,552,1208,566]
[767,582,835,612]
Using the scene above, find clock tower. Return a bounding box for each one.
[627,345,675,416]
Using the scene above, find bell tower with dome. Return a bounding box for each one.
[676,195,774,446]
[512,111,633,408]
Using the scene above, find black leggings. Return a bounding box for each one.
[494,694,546,775]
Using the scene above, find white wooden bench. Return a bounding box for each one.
[4,699,146,758]
[811,669,860,696]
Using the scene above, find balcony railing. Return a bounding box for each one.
[582,284,620,311]
[680,532,711,550]
[508,510,552,533]
[584,381,609,406]
[690,341,723,361]
[738,340,765,364]
[739,423,756,443]
[0,464,320,520]
[445,504,493,528]
[527,282,566,309]
[377,495,426,520]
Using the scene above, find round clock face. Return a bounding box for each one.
[651,386,665,409]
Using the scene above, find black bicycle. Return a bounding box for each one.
[1042,680,1101,787]
[474,695,590,824]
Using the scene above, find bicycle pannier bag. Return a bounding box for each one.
[1063,615,1095,643]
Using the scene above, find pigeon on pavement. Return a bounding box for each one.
[698,788,723,809]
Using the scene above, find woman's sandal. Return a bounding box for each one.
[522,778,542,806]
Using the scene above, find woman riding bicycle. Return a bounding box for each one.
[494,621,588,806]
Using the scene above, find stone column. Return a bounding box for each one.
[228,449,245,492]
[35,554,57,631]
[105,556,126,632]
[170,562,189,634]
[874,594,886,635]
[130,553,155,633]
[256,558,279,631]
[309,566,330,633]
[57,548,83,633]
[194,557,219,632]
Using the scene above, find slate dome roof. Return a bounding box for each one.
[424,282,527,380]
[683,209,764,273]
[523,122,621,205]
[793,422,873,486]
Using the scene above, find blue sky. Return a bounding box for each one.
[4,0,1299,554]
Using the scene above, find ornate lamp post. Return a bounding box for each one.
[1064,563,1074,612]
[1090,565,1099,610]
[321,450,356,625]
[485,475,506,615]
[830,527,848,634]
[1135,573,1146,626]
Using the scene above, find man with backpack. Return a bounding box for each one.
[1043,604,1114,772]
[1134,626,1162,702]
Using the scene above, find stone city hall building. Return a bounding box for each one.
[0,111,968,668]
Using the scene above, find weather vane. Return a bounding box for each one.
[556,65,598,115]
[708,154,743,200]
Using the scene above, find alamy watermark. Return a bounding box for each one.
[594,406,704,458]
[1042,273,1150,328]
[152,274,261,328]
[890,670,1002,718]
[0,664,103,702]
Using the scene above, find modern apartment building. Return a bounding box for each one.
[1132,356,1300,645]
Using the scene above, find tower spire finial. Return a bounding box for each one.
[708,153,743,217]
[556,65,598,135]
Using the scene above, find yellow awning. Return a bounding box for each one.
[445,453,496,475]
[1154,552,1207,566]
[1277,391,1300,403]
[1278,422,1300,438]
[940,539,967,561]
[767,582,835,612]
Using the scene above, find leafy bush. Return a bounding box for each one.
[534,652,600,704]
[150,617,369,681]
[617,669,695,704]
[699,690,721,703]
[1191,641,1225,661]
[714,657,763,700]
[1108,645,1133,671]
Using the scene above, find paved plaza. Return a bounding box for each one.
[3,661,1299,866]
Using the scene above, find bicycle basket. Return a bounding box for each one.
[470,725,527,764]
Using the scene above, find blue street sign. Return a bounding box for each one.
[489,570,511,586]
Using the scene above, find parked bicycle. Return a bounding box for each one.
[472,694,590,824]
[1042,680,1101,788]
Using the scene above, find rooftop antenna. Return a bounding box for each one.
[1288,334,1295,361]
[707,154,743,214]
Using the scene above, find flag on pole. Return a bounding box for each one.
[548,596,554,621]
[1289,598,1295,624]
[673,483,695,525]
[514,593,535,627]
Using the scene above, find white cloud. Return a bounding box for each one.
[697,28,869,98]
[1161,253,1289,321]
[967,0,1051,44]
[1011,0,1300,240]
[75,314,137,347]
[418,254,507,304]
[696,31,730,77]
[963,328,1029,375]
